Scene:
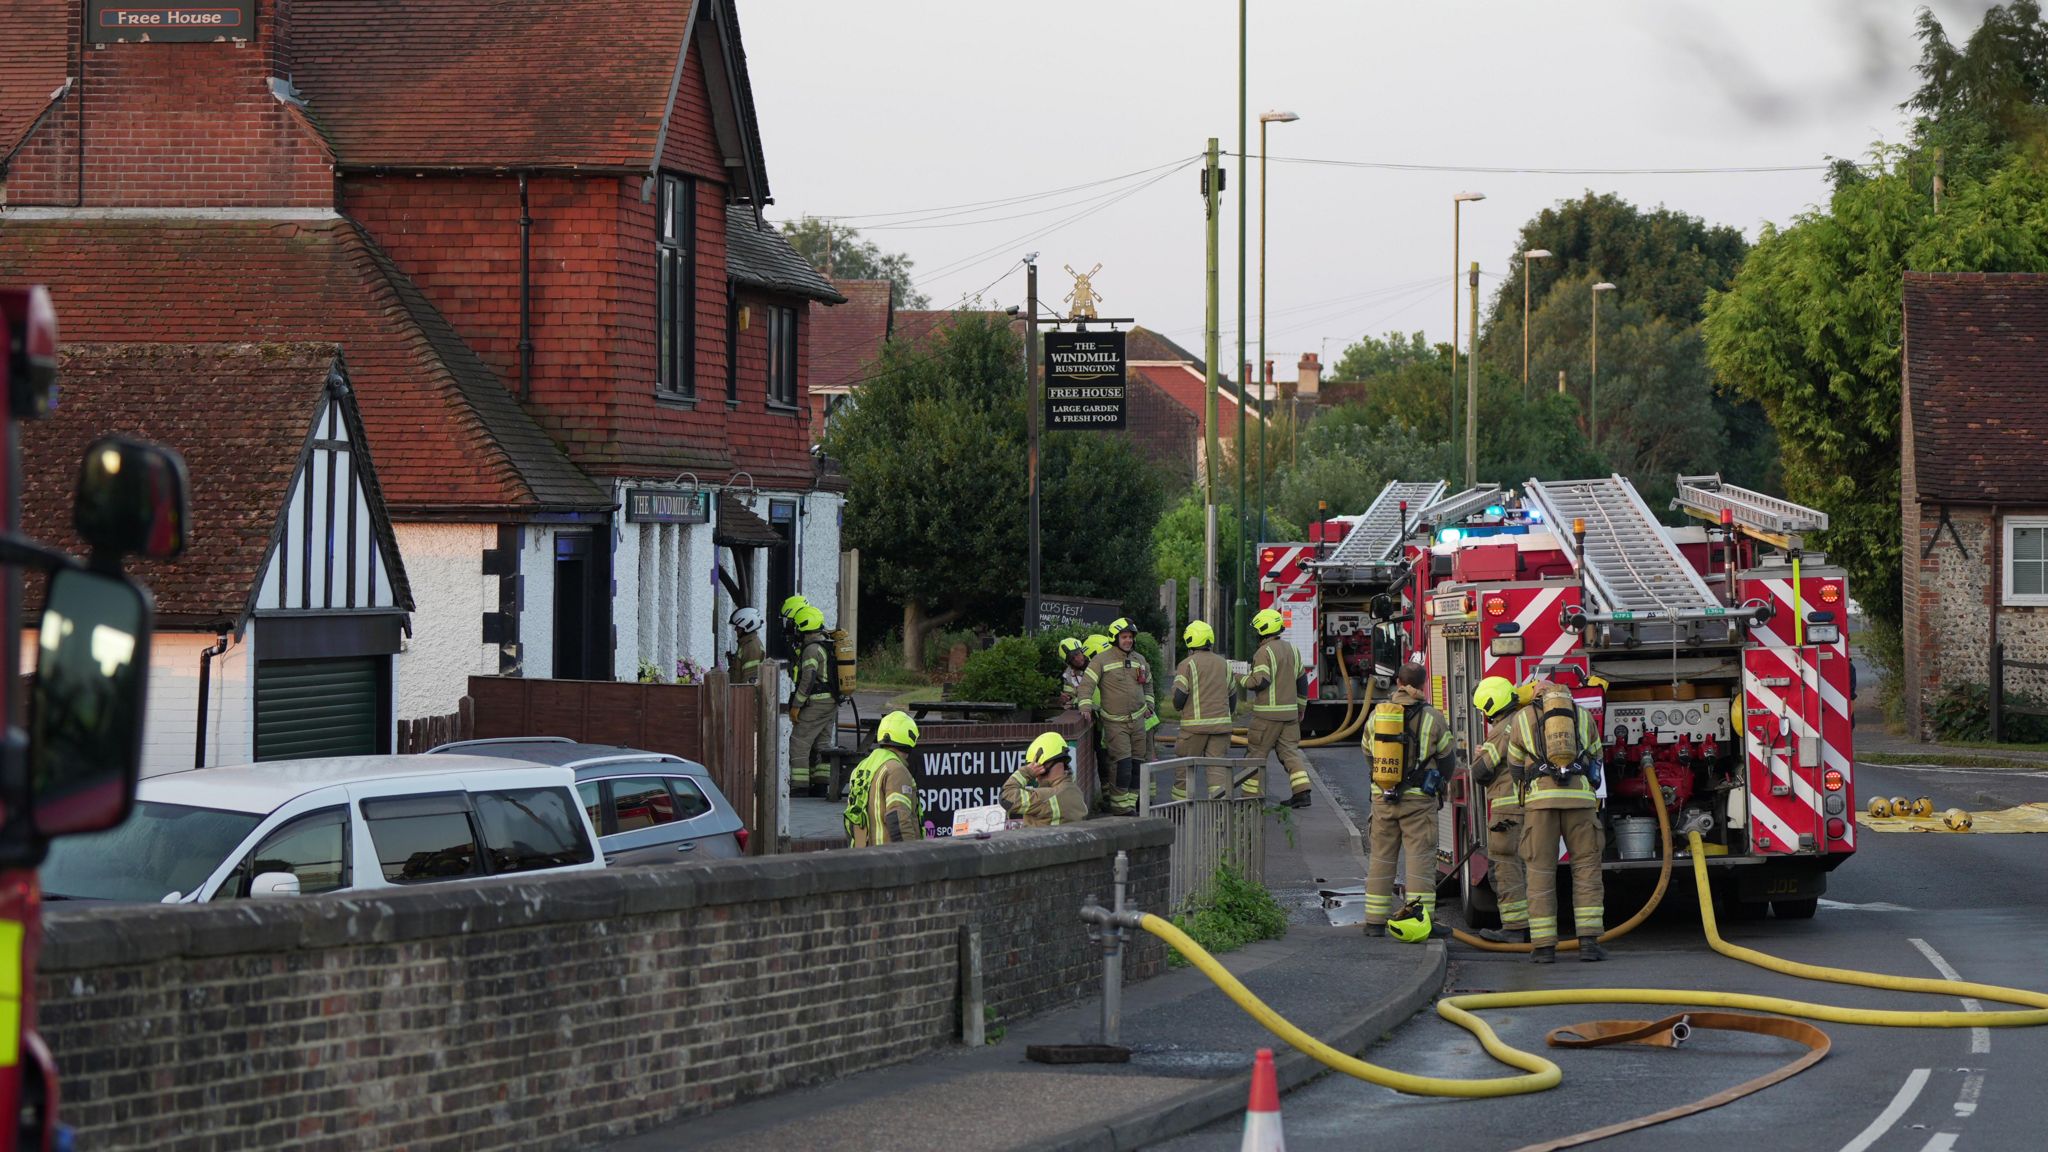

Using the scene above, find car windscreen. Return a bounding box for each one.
[40,802,264,901]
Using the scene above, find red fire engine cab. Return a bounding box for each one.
[0,286,187,1150]
[1404,473,1854,922]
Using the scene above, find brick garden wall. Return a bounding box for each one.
[37,820,1172,1152]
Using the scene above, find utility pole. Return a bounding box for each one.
[1203,139,1223,629]
[1466,261,1479,488]
[1025,256,1041,636]
[1233,0,1249,658]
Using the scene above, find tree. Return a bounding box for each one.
[1908,0,2048,171]
[1485,193,1748,338]
[1041,430,1168,626]
[1332,330,1439,381]
[778,217,931,308]
[1152,487,1303,610]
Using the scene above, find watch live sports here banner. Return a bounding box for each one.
[1043,331,1127,429]
[88,2,255,43]
[914,741,1029,837]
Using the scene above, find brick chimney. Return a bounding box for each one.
[1297,352,1322,398]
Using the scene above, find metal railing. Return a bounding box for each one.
[1138,755,1267,913]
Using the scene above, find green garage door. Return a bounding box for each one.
[255,658,385,761]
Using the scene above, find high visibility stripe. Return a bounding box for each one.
[0,920,21,1068]
[1047,795,1062,825]
[886,792,916,810]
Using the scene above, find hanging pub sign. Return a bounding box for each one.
[1043,330,1126,430]
[623,487,710,525]
[87,1,255,43]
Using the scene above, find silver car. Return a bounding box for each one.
[430,738,748,863]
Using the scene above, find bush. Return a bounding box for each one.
[1168,865,1288,967]
[1931,682,2048,744]
[1858,615,1906,725]
[858,633,927,689]
[954,637,1057,711]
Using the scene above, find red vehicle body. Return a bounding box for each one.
[1400,476,1855,921]
[0,286,183,1150]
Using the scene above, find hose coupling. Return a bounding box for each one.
[1670,1015,1692,1047]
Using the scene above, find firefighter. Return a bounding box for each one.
[1362,661,1452,937]
[1469,676,1529,943]
[786,605,837,798]
[1001,732,1089,827]
[730,607,766,686]
[846,710,924,846]
[1473,675,1608,963]
[1171,620,1236,800]
[1083,617,1154,816]
[778,593,811,657]
[1057,637,1091,709]
[1243,608,1312,806]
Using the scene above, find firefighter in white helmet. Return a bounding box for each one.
[1475,675,1608,963]
[1362,660,1452,936]
[729,607,766,686]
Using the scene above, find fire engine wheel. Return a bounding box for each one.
[1772,898,1820,920]
[1463,877,1501,930]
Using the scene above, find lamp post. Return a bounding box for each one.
[1451,192,1484,438]
[1258,110,1298,551]
[1521,248,1552,393]
[1590,281,1616,454]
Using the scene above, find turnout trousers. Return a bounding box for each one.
[1364,794,1439,927]
[1520,805,1605,947]
[1487,816,1528,931]
[1174,730,1234,799]
[788,700,837,794]
[1244,716,1311,800]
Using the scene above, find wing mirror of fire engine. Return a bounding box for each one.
[74,435,190,566]
[1369,593,1397,621]
[27,566,153,839]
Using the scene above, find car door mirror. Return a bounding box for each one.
[74,435,189,563]
[29,567,153,839]
[250,872,301,899]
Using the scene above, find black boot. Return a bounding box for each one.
[1531,945,1556,965]
[1287,790,1312,809]
[1578,936,1608,962]
[1478,926,1529,944]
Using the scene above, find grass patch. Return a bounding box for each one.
[1166,864,1288,968]
[1861,751,2048,770]
[886,684,944,711]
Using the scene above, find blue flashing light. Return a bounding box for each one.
[1485,504,1505,518]
[1528,508,1545,523]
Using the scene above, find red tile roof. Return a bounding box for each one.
[0,0,68,165]
[810,280,893,394]
[1134,361,1243,427]
[22,344,373,629]
[1904,272,2048,505]
[290,0,766,186]
[0,216,605,515]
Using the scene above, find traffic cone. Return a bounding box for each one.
[1239,1047,1285,1152]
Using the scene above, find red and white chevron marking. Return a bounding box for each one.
[1740,575,1855,857]
[1479,584,1587,684]
[1258,544,1322,699]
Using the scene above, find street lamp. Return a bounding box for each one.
[1451,193,1484,439]
[1590,281,1616,454]
[1521,248,1552,393]
[1258,110,1299,549]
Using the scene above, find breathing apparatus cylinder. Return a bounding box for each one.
[1369,702,1408,793]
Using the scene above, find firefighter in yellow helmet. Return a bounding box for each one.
[1467,675,1529,943]
[786,604,837,798]
[1082,617,1154,815]
[1057,637,1092,709]
[846,710,925,846]
[1476,675,1607,963]
[778,593,811,654]
[1171,620,1236,800]
[1001,733,1090,827]
[1362,660,1453,937]
[1243,608,1312,806]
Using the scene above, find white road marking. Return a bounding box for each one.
[1817,899,1914,912]
[1955,1071,1983,1118]
[1838,1068,1930,1152]
[1909,938,1991,1054]
[1919,1134,1959,1152]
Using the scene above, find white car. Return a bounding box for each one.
[40,755,604,903]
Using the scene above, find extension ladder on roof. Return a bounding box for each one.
[1321,480,1446,567]
[1415,485,1507,528]
[1524,474,1720,618]
[1673,474,1828,540]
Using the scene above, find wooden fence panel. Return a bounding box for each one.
[465,677,710,764]
[466,677,529,740]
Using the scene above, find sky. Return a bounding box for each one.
[746,0,1998,378]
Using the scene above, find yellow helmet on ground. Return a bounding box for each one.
[1473,676,1516,720]
[1183,620,1216,650]
[780,594,810,621]
[877,710,920,749]
[792,605,826,634]
[1025,732,1072,768]
[1110,617,1136,639]
[1252,608,1285,637]
[1083,634,1114,658]
[1387,898,1432,943]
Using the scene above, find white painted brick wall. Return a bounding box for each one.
[522,526,556,680]
[392,522,495,719]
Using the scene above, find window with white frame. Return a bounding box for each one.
[2009,517,2048,606]
[767,305,799,408]
[657,175,695,398]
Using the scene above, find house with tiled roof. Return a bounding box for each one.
[1,0,843,755]
[1901,272,2048,738]
[23,344,413,772]
[808,279,894,440]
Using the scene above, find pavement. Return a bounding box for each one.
[604,737,1450,1152]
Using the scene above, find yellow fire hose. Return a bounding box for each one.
[1142,828,2048,1105]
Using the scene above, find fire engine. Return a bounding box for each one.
[1399,473,1854,922]
[0,286,185,1150]
[1256,480,1450,735]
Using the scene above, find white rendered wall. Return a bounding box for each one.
[26,629,257,777]
[521,526,556,681]
[391,522,495,718]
